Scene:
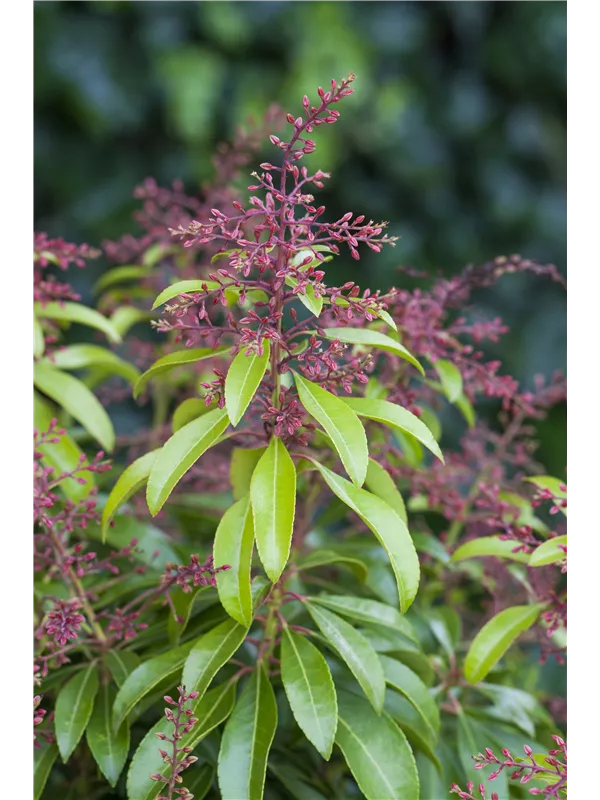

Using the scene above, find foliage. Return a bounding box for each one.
[34,75,566,800]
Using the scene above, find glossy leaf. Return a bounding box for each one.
[224,342,271,426]
[464,604,546,684]
[434,359,463,402]
[152,279,222,309]
[172,397,211,432]
[529,535,567,567]
[322,327,424,375]
[134,347,228,398]
[335,690,420,800]
[384,691,440,770]
[34,316,45,358]
[34,741,58,800]
[218,667,278,800]
[342,397,444,463]
[86,684,129,787]
[311,462,420,613]
[34,301,121,343]
[44,343,140,384]
[250,436,297,582]
[182,618,248,700]
[285,273,324,316]
[34,362,115,451]
[55,665,99,762]
[102,449,160,541]
[281,628,338,759]
[379,655,440,735]
[230,446,266,500]
[214,496,255,626]
[294,373,368,486]
[104,650,141,688]
[306,602,385,713]
[364,458,407,523]
[451,536,531,564]
[127,681,236,800]
[112,641,194,730]
[310,594,417,643]
[146,407,229,515]
[34,393,94,501]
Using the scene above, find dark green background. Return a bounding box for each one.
[34,0,566,472]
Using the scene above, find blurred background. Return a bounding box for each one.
[34,0,566,472]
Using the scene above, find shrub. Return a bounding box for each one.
[34,74,566,800]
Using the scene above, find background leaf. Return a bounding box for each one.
[55,665,99,762]
[86,684,130,787]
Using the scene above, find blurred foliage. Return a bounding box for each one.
[34,0,566,472]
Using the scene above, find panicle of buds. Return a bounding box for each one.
[151,686,201,800]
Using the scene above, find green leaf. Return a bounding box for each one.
[152,279,222,309]
[311,595,418,643]
[102,450,160,541]
[34,393,94,501]
[451,536,531,564]
[34,301,122,343]
[454,392,476,428]
[230,446,266,500]
[109,306,153,337]
[281,628,338,759]
[379,656,440,735]
[127,681,236,800]
[185,764,215,799]
[306,603,385,713]
[168,585,205,645]
[172,398,211,432]
[182,619,248,701]
[464,604,546,684]
[384,691,440,770]
[364,458,407,523]
[297,550,369,582]
[285,273,324,317]
[529,535,567,567]
[268,763,328,800]
[34,362,115,452]
[86,684,129,787]
[55,665,99,762]
[224,342,271,426]
[112,641,194,730]
[322,327,424,375]
[34,316,45,358]
[457,713,510,800]
[342,397,444,463]
[335,690,419,800]
[214,496,255,626]
[44,343,140,384]
[294,373,368,486]
[218,667,278,800]
[94,265,151,293]
[134,347,229,399]
[310,462,420,613]
[34,740,58,800]
[433,360,463,402]
[104,650,141,688]
[146,407,229,515]
[250,436,297,582]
